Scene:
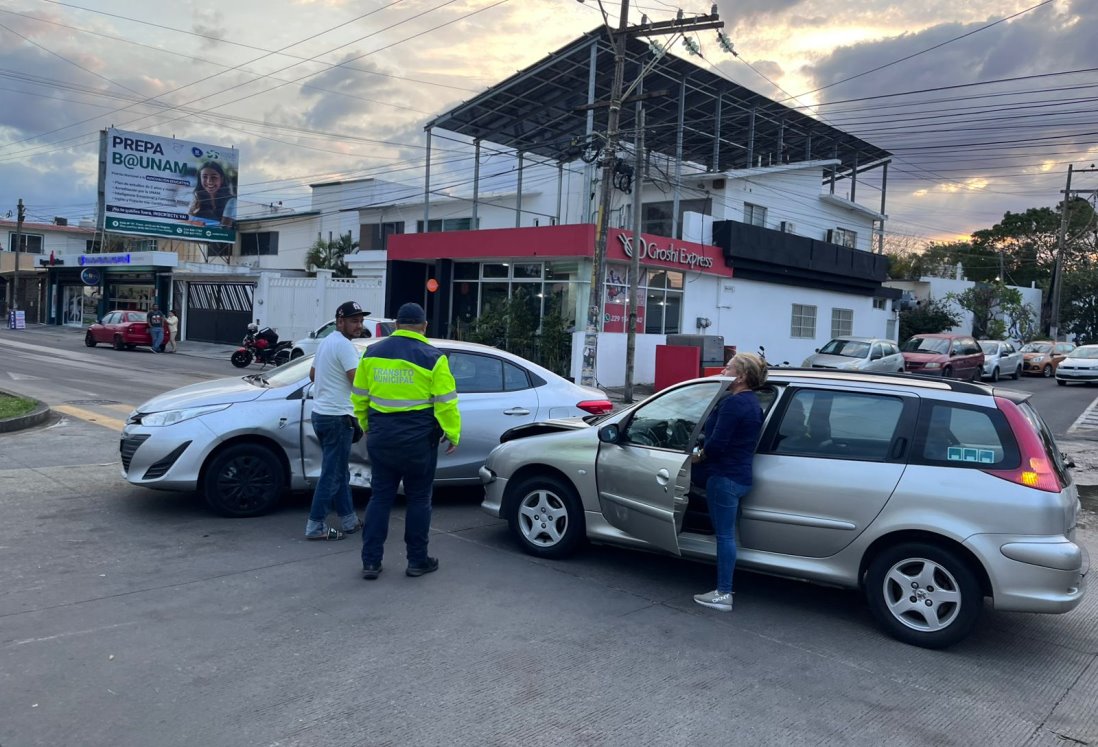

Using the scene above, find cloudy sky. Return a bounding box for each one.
[0,0,1094,244]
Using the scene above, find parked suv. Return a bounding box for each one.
[901,333,984,380]
[480,370,1087,649]
[978,340,1023,382]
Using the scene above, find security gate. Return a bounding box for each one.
[185,282,254,344]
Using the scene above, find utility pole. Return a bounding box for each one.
[11,198,25,313]
[623,106,645,403]
[579,2,723,388]
[1050,164,1098,340]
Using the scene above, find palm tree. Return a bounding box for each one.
[304,232,356,277]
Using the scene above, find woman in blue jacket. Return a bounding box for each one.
[693,352,767,612]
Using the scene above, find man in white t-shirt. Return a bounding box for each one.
[305,301,367,540]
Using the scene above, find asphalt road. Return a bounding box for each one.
[1,326,1097,746]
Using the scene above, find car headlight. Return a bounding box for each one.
[923,362,941,369]
[138,404,231,426]
[1031,355,1046,362]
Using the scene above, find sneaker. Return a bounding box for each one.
[405,557,439,577]
[342,520,363,534]
[693,590,733,612]
[305,527,346,541]
[361,563,383,580]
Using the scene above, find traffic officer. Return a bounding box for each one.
[351,302,461,580]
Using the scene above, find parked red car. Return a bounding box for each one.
[84,310,169,351]
[900,333,984,380]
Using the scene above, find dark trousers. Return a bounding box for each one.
[361,435,438,567]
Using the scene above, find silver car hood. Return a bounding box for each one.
[135,376,271,412]
[500,416,592,443]
[804,353,863,369]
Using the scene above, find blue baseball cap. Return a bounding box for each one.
[396,302,427,324]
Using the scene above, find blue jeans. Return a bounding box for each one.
[706,475,750,594]
[149,326,164,352]
[362,437,438,567]
[307,413,356,529]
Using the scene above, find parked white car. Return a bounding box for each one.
[1055,345,1098,386]
[801,336,905,373]
[289,317,396,359]
[978,340,1023,381]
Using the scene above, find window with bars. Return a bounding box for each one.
[831,308,854,337]
[743,203,767,227]
[791,304,817,338]
[829,227,857,248]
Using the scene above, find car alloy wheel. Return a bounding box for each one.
[990,367,999,382]
[1014,365,1022,380]
[84,332,96,347]
[507,474,584,559]
[1043,365,1053,378]
[203,444,284,517]
[113,334,125,351]
[865,542,982,649]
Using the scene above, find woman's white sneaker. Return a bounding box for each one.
[693,590,733,612]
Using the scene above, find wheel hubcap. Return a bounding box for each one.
[518,489,568,547]
[217,456,274,512]
[882,557,962,632]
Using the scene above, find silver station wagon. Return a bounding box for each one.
[480,370,1088,648]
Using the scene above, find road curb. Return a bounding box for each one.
[0,391,51,434]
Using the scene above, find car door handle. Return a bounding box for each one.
[503,407,531,416]
[656,468,670,485]
[889,437,908,460]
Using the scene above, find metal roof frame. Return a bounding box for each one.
[428,27,891,176]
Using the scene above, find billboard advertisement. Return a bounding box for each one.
[101,128,239,244]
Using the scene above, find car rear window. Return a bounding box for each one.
[902,337,949,354]
[915,402,1018,468]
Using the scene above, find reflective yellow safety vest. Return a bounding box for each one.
[351,329,461,446]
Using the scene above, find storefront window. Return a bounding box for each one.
[449,260,582,337]
[513,263,542,279]
[482,263,509,279]
[454,262,479,280]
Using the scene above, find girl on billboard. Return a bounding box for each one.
[189,161,236,226]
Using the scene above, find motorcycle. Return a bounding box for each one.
[231,324,293,368]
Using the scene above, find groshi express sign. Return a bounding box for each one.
[101,128,239,243]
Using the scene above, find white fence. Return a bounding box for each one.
[254,273,386,342]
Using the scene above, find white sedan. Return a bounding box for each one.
[120,339,610,516]
[289,317,396,359]
[1055,344,1098,386]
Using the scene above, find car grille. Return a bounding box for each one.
[142,441,191,480]
[120,434,150,474]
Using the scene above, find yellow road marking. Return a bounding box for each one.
[105,403,137,414]
[53,405,127,432]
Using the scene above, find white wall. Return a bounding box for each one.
[235,214,321,273]
[886,277,1043,339]
[0,225,95,257]
[253,273,386,342]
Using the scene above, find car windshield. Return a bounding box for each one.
[978,342,999,354]
[818,339,870,358]
[1021,342,1052,353]
[1069,346,1098,359]
[901,337,949,354]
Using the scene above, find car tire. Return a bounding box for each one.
[1013,365,1021,380]
[506,474,585,559]
[202,444,285,517]
[126,344,137,351]
[290,349,304,360]
[230,350,253,368]
[990,367,999,383]
[865,542,983,649]
[1043,364,1053,378]
[113,334,125,351]
[942,366,952,379]
[84,332,96,347]
[1057,379,1067,386]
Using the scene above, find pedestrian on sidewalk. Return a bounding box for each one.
[165,309,179,353]
[304,301,367,541]
[692,352,766,613]
[147,305,165,353]
[352,302,461,580]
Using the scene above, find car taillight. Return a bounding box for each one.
[983,396,1062,493]
[577,399,613,415]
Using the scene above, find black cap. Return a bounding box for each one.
[336,301,367,319]
[396,302,426,324]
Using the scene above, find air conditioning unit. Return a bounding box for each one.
[781,221,796,234]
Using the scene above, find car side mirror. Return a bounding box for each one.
[308,331,316,339]
[597,424,621,444]
[814,348,820,353]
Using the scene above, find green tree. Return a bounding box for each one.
[1061,266,1098,344]
[456,287,572,375]
[945,282,1034,340]
[899,298,962,342]
[304,232,356,277]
